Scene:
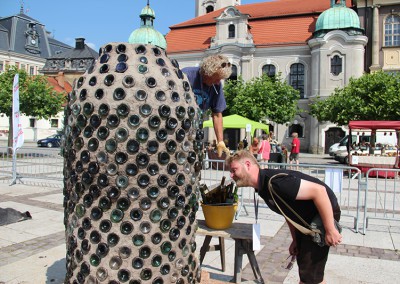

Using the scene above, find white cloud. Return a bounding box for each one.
[86,42,96,50]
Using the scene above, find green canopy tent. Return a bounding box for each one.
[203,114,269,137]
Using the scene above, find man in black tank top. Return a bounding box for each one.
[226,151,342,284]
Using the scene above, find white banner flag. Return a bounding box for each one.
[12,74,24,151]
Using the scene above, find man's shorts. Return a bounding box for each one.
[295,230,329,283]
[289,153,299,161]
[294,210,341,283]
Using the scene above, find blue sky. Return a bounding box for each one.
[1,0,268,50]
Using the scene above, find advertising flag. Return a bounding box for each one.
[12,74,24,150]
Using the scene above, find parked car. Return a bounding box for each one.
[334,149,349,164]
[328,142,341,156]
[329,134,369,157]
[37,134,62,148]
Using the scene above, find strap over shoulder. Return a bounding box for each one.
[268,173,320,236]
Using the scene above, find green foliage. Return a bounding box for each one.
[310,71,400,126]
[223,74,300,124]
[0,65,65,118]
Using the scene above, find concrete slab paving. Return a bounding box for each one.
[0,226,38,247]
[0,184,57,196]
[363,230,396,250]
[284,254,400,284]
[340,228,365,247]
[31,193,63,204]
[0,245,66,284]
[390,230,400,248]
[0,201,47,214]
[32,210,64,222]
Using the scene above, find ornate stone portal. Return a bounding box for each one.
[63,43,202,283]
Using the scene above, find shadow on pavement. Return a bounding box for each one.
[47,258,65,284]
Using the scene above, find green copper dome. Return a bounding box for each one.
[314,0,363,38]
[128,1,167,49]
[141,5,155,18]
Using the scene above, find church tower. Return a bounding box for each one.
[195,0,241,17]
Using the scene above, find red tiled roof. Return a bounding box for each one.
[166,0,352,53]
[166,25,215,53]
[250,15,319,47]
[47,76,71,106]
[47,77,72,94]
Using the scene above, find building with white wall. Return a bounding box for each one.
[166,0,368,153]
[0,6,97,143]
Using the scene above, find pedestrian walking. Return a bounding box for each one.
[289,132,300,170]
[258,134,271,169]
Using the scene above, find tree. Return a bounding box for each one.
[0,65,65,147]
[223,74,300,124]
[310,71,400,126]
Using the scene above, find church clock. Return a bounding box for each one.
[25,22,40,54]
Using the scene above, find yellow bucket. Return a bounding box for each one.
[201,203,238,229]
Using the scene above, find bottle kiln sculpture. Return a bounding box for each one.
[63,43,202,283]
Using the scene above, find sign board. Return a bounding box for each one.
[12,74,24,151]
[246,123,252,133]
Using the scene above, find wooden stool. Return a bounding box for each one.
[196,220,264,284]
[199,235,226,271]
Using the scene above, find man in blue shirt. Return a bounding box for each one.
[182,54,232,157]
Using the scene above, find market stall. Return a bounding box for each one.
[348,121,400,178]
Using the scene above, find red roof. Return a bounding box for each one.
[166,0,352,53]
[47,77,72,94]
[46,76,71,106]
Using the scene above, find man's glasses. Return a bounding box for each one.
[221,62,231,68]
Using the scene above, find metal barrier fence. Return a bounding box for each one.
[3,147,399,234]
[200,158,227,188]
[363,168,400,234]
[201,159,364,232]
[0,146,63,184]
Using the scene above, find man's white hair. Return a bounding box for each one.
[199,54,232,79]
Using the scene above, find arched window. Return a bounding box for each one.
[289,63,305,98]
[288,124,304,138]
[228,65,238,81]
[385,15,400,46]
[331,55,342,76]
[206,5,214,13]
[262,64,276,77]
[228,24,235,38]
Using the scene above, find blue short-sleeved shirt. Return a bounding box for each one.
[182,67,226,113]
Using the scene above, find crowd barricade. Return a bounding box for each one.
[201,158,228,188]
[0,146,63,185]
[201,159,363,232]
[3,145,398,234]
[0,147,13,182]
[362,168,400,234]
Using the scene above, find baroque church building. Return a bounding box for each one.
[166,0,368,153]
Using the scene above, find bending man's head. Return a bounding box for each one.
[226,150,259,188]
